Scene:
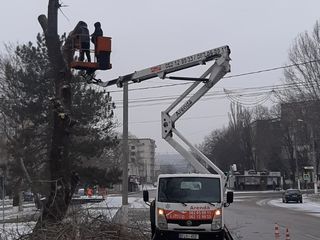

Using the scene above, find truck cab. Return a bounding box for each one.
[144,173,233,240]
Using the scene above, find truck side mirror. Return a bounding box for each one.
[143,190,149,202]
[226,191,233,204]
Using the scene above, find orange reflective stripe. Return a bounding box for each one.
[164,210,215,220]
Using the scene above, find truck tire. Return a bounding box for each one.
[151,233,160,240]
[219,230,226,240]
[150,200,156,239]
[224,226,233,240]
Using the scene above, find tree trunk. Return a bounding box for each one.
[12,178,22,209]
[35,0,79,230]
[19,157,42,209]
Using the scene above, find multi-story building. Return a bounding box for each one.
[251,118,283,171]
[128,138,156,189]
[280,100,320,188]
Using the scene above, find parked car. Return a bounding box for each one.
[282,189,303,203]
[23,191,34,202]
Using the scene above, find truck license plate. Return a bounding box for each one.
[179,233,199,239]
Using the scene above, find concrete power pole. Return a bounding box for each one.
[293,132,301,190]
[310,126,318,194]
[122,81,129,204]
[118,81,129,232]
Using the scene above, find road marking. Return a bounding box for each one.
[233,195,257,202]
[256,199,269,206]
[234,195,256,199]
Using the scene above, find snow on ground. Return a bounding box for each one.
[234,190,281,194]
[232,191,320,216]
[0,195,145,239]
[233,195,256,202]
[78,195,147,220]
[82,195,147,209]
[268,195,320,218]
[1,205,38,222]
[139,184,157,191]
[0,195,146,223]
[1,191,318,238]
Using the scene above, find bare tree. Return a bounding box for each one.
[275,21,320,189]
[251,105,272,121]
[228,103,255,169]
[281,21,320,101]
[199,103,257,171]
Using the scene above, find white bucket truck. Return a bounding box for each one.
[95,44,234,240]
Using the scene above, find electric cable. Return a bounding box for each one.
[129,114,227,125]
[105,58,320,93]
[112,83,310,108]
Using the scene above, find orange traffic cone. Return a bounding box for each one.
[285,228,291,240]
[274,223,280,240]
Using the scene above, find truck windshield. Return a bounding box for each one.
[158,177,221,203]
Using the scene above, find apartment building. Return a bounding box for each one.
[128,138,156,189]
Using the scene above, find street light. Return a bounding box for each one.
[292,129,300,190]
[309,125,318,194]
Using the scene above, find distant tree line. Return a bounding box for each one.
[199,20,320,184]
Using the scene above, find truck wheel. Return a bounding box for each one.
[151,233,160,240]
[220,231,225,240]
[150,200,156,239]
[151,224,155,239]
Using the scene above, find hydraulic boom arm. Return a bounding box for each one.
[96,46,230,88]
[96,46,231,180]
[161,51,230,178]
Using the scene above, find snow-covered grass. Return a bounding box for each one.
[268,196,320,218]
[81,195,147,209]
[234,190,283,194]
[0,195,145,239]
[139,184,157,191]
[0,221,36,240]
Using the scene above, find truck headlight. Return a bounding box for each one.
[211,209,222,230]
[157,208,168,229]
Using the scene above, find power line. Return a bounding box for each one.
[112,81,309,108]
[104,58,320,93]
[115,82,290,103]
[129,114,227,125]
[107,82,189,93]
[111,81,306,126]
[224,59,320,79]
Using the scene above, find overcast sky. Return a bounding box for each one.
[1,0,320,154]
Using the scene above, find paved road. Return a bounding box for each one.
[225,191,320,240]
[129,190,320,240]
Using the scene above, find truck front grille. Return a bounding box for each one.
[167,219,212,226]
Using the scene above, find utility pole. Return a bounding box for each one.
[122,82,129,204]
[118,81,129,233]
[293,132,300,190]
[310,126,318,194]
